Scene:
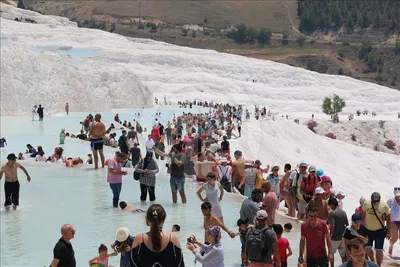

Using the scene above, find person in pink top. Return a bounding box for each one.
[355,197,367,225]
[262,181,278,227]
[107,152,128,207]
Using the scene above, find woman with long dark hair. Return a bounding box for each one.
[135,151,159,202]
[130,204,184,267]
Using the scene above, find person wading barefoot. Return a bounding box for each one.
[89,113,106,169]
[0,153,31,211]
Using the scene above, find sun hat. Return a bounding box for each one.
[321,176,332,183]
[115,227,130,242]
[256,210,268,220]
[220,158,228,163]
[316,169,325,177]
[351,213,363,224]
[308,165,317,172]
[315,187,325,195]
[299,160,308,167]
[337,190,347,196]
[330,188,338,196]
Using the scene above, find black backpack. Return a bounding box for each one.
[246,226,270,261]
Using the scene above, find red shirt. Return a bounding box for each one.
[301,219,328,259]
[300,175,320,195]
[273,237,290,263]
[200,133,208,140]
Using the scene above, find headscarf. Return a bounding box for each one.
[143,151,155,170]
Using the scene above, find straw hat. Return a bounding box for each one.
[115,227,130,242]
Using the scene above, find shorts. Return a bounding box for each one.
[170,176,185,193]
[90,138,104,151]
[306,256,328,267]
[366,228,386,251]
[394,221,400,227]
[298,199,307,214]
[240,235,245,252]
[331,239,346,257]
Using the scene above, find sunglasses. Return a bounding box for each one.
[395,187,400,191]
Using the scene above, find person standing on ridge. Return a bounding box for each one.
[0,153,31,211]
[65,103,69,115]
[31,105,37,121]
[89,113,106,169]
[37,104,44,121]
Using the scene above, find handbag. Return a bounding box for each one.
[371,202,387,235]
[133,160,143,181]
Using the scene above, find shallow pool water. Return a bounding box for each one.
[31,46,100,58]
[0,108,342,266]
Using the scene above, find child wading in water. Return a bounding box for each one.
[59,129,66,144]
[88,244,117,266]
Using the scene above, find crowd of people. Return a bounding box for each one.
[1,99,399,267]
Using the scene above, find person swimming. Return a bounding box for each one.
[65,158,83,167]
[119,201,145,212]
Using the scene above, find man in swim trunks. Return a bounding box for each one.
[0,153,31,211]
[201,202,235,241]
[119,201,145,212]
[89,113,106,169]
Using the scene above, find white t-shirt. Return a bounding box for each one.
[35,154,47,162]
[145,139,155,150]
[217,165,232,183]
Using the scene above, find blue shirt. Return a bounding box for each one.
[114,235,134,262]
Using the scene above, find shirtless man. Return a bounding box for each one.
[0,153,31,210]
[200,202,235,241]
[118,201,145,212]
[89,113,106,169]
[232,150,245,194]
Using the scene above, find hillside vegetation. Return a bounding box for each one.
[298,0,400,34]
[10,0,400,90]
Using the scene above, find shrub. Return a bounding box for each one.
[137,22,145,29]
[182,29,188,36]
[192,30,197,38]
[395,41,400,55]
[384,140,396,150]
[297,36,306,46]
[378,120,385,129]
[325,133,337,139]
[281,32,289,46]
[338,50,345,59]
[149,23,157,32]
[350,133,356,141]
[342,41,350,46]
[374,144,379,151]
[310,40,316,45]
[307,120,318,132]
[110,22,116,33]
[203,31,211,36]
[258,28,272,45]
[338,68,344,75]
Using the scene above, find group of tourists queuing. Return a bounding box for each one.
[2,100,398,267]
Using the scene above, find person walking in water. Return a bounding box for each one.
[89,113,106,169]
[0,153,31,211]
[32,105,37,121]
[65,103,69,115]
[59,129,66,145]
[37,104,44,121]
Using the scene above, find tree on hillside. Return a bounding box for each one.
[297,35,306,46]
[322,94,346,122]
[257,28,272,45]
[281,32,289,46]
[396,42,400,55]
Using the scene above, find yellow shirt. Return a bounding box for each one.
[362,200,390,231]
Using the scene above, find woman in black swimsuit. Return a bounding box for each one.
[130,204,185,267]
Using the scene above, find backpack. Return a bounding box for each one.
[219,166,229,181]
[245,226,269,261]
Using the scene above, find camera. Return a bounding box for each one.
[165,163,169,168]
[187,237,194,243]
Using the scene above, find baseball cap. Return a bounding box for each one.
[256,210,268,220]
[371,192,381,203]
[351,213,363,224]
[315,187,325,195]
[330,188,338,196]
[255,160,262,165]
[337,190,347,196]
[308,165,317,172]
[321,176,332,183]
